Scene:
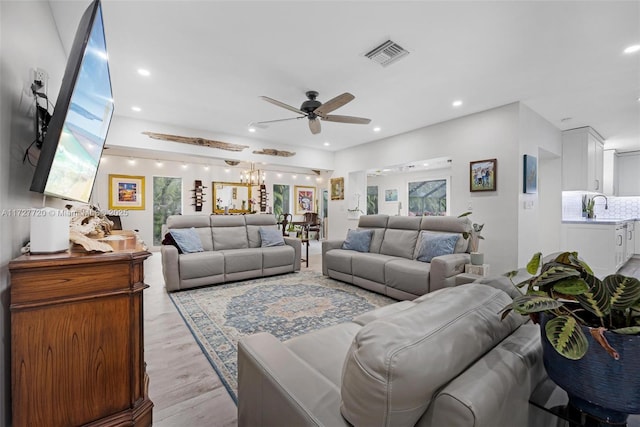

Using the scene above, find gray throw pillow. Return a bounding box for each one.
[169,227,204,253]
[259,227,285,247]
[342,229,373,252]
[415,231,459,262]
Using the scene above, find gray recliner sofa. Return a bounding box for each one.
[238,281,556,427]
[322,214,472,300]
[161,214,301,292]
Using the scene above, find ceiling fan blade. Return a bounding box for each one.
[314,92,355,116]
[260,96,306,115]
[309,118,321,134]
[255,117,305,126]
[322,114,371,124]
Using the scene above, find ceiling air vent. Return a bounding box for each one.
[365,40,409,67]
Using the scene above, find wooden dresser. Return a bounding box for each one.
[9,241,153,427]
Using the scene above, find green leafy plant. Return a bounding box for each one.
[502,252,640,360]
[457,211,484,252]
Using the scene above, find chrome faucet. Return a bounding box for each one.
[591,194,608,209]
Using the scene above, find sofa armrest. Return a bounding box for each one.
[238,332,348,427]
[283,237,302,271]
[321,240,344,275]
[161,245,180,292]
[429,253,470,292]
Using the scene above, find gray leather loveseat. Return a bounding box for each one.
[322,214,472,299]
[238,281,555,427]
[161,214,301,292]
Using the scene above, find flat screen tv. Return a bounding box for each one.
[30,0,114,203]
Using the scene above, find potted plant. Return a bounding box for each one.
[502,252,640,423]
[457,212,484,265]
[287,223,298,238]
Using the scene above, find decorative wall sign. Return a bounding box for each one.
[469,158,497,192]
[330,177,344,200]
[294,185,316,214]
[523,154,537,194]
[108,174,145,210]
[142,131,249,152]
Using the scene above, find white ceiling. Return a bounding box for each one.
[49,1,640,157]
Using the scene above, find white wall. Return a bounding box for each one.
[93,154,322,248]
[0,1,68,423]
[517,103,562,265]
[329,103,521,275]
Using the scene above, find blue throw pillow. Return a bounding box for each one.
[342,229,373,253]
[416,231,459,262]
[169,227,204,253]
[259,227,285,247]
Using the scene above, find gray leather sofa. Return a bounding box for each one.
[238,281,556,427]
[322,215,472,299]
[161,214,301,292]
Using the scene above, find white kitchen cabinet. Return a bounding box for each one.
[616,152,640,196]
[562,127,605,191]
[561,222,625,278]
[625,220,635,261]
[602,149,618,196]
[636,220,640,256]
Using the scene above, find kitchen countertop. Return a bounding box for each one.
[562,218,639,225]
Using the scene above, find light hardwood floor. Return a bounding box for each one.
[143,244,640,426]
[143,240,323,427]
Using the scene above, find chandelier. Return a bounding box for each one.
[240,163,265,185]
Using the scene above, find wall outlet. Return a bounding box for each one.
[32,68,48,91]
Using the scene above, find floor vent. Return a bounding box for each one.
[365,40,409,67]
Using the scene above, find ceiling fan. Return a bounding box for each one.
[255,91,371,135]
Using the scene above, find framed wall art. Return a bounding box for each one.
[384,188,398,202]
[523,154,538,194]
[294,185,316,214]
[469,159,497,192]
[330,177,344,200]
[108,174,145,210]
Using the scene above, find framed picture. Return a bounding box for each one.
[294,185,316,214]
[469,159,497,192]
[523,154,538,194]
[108,174,145,210]
[330,177,344,200]
[384,188,398,202]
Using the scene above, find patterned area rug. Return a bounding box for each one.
[169,271,394,403]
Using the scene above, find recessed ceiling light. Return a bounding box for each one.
[373,127,381,132]
[131,106,141,112]
[204,165,209,171]
[305,176,311,180]
[323,142,330,146]
[292,175,297,179]
[382,168,391,172]
[623,44,640,54]
[137,68,151,76]
[248,127,256,133]
[452,100,463,107]
[423,163,429,166]
[156,160,163,167]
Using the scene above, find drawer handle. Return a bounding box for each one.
[618,235,623,246]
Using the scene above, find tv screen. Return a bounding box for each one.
[30,0,113,203]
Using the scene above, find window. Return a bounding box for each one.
[153,176,182,245]
[367,185,378,214]
[408,179,447,216]
[272,184,290,218]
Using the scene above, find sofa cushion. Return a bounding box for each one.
[246,215,278,248]
[259,227,285,247]
[380,229,420,259]
[357,215,389,254]
[340,284,522,427]
[384,258,431,296]
[420,216,471,252]
[178,251,224,280]
[351,252,397,284]
[415,231,459,262]
[262,245,295,269]
[341,229,373,252]
[166,215,214,251]
[324,249,354,275]
[169,227,204,253]
[221,248,263,274]
[285,322,361,388]
[211,216,249,250]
